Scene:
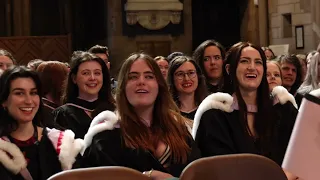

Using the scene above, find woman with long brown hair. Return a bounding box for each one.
[53,51,115,138]
[81,53,200,179]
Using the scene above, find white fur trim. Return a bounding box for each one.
[272,86,298,109]
[81,110,119,155]
[310,88,320,97]
[58,130,84,170]
[0,139,27,174]
[192,93,234,139]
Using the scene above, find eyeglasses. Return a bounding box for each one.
[174,70,197,80]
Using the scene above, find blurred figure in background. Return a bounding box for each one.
[193,39,227,93]
[154,56,169,80]
[266,61,282,92]
[296,54,307,82]
[263,47,276,60]
[297,51,320,95]
[37,61,69,126]
[27,59,44,71]
[0,49,16,71]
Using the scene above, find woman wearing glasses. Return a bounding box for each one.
[167,56,208,120]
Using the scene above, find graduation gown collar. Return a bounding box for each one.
[192,86,298,139]
[66,98,100,112]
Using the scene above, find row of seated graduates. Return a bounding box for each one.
[0,41,299,179]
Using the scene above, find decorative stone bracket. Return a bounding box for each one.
[125,0,183,30]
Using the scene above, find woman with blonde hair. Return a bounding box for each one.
[297,51,320,95]
[82,53,200,179]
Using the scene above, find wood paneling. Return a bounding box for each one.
[0,35,72,64]
[136,41,171,57]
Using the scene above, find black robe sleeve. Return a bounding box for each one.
[81,130,124,168]
[0,164,15,180]
[272,101,298,165]
[52,106,91,138]
[195,109,236,157]
[82,128,201,177]
[52,106,70,129]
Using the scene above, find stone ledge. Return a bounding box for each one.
[125,2,183,11]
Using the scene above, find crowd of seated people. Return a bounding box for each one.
[0,40,319,180]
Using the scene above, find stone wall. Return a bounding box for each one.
[268,0,320,54]
[107,0,192,76]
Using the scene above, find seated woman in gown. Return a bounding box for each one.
[36,61,69,128]
[53,51,115,138]
[193,42,298,178]
[0,66,83,180]
[81,53,201,179]
[167,56,208,120]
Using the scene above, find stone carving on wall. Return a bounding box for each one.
[125,0,183,30]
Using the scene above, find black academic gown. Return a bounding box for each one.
[53,105,92,139]
[0,129,62,180]
[82,128,201,177]
[42,98,59,128]
[195,101,298,165]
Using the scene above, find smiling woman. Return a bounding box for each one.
[167,56,208,120]
[53,51,115,138]
[193,42,298,175]
[81,53,201,179]
[0,66,83,179]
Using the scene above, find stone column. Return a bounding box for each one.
[240,0,260,45]
[258,0,268,46]
[311,0,320,48]
[5,0,12,36]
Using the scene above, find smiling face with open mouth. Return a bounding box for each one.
[174,62,198,95]
[236,46,264,92]
[73,61,103,100]
[2,78,40,123]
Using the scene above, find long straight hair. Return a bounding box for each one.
[226,42,276,155]
[0,66,50,136]
[62,51,115,115]
[192,39,227,92]
[298,52,320,95]
[116,53,191,164]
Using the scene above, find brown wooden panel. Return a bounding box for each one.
[153,42,171,57]
[136,41,171,58]
[137,41,153,56]
[0,35,72,64]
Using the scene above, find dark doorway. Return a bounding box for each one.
[192,0,248,50]
[69,0,108,50]
[30,0,108,51]
[0,0,6,36]
[31,0,66,36]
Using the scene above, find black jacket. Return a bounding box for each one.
[81,111,201,177]
[193,89,298,165]
[0,128,82,180]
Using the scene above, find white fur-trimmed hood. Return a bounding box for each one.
[272,86,298,109]
[46,128,85,170]
[0,138,27,175]
[192,87,297,139]
[192,92,234,139]
[81,110,119,155]
[0,128,84,176]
